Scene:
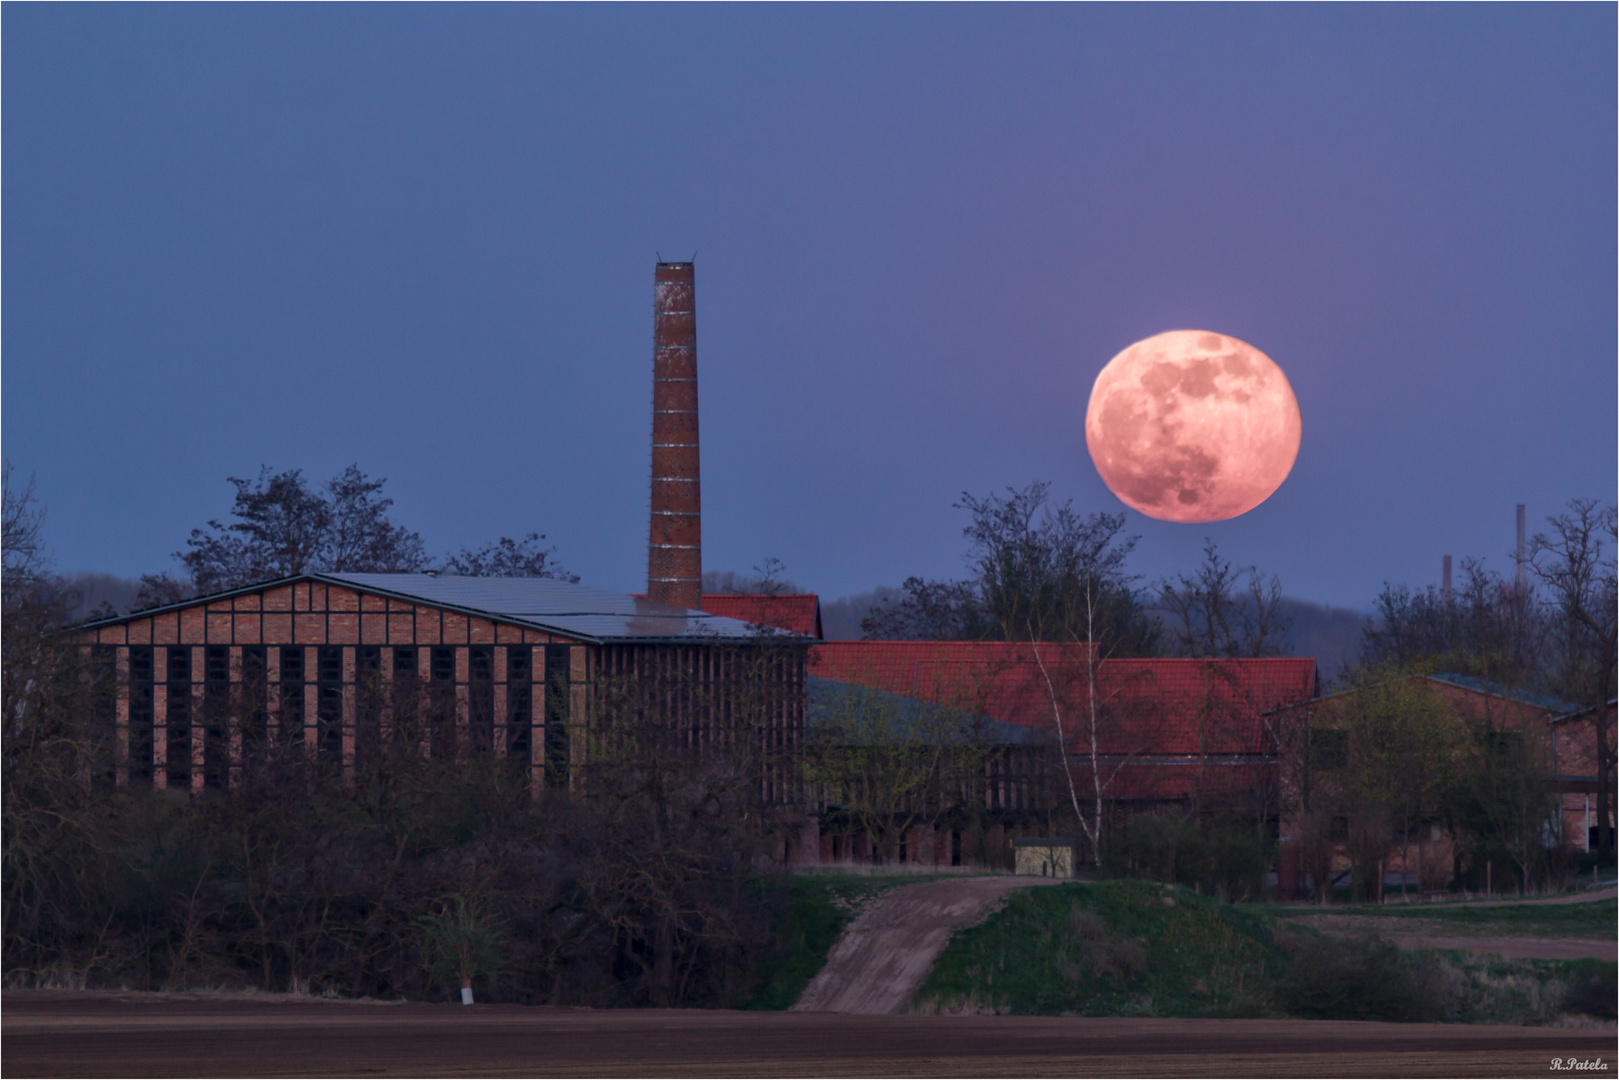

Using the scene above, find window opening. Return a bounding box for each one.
[240,646,268,771]
[166,648,192,790]
[392,647,419,746]
[429,646,456,759]
[128,647,155,783]
[469,646,494,752]
[355,646,382,770]
[316,646,343,765]
[280,647,305,747]
[202,645,229,789]
[506,647,533,764]
[544,645,571,788]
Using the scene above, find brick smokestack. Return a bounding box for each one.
[647,261,701,610]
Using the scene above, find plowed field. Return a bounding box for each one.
[5,991,1612,1078]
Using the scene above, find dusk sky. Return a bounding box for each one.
[5,5,1614,612]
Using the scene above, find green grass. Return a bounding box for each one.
[1268,898,1617,939]
[914,880,1287,1018]
[912,879,1618,1023]
[742,874,954,1010]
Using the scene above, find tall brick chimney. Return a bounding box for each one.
[647,261,701,610]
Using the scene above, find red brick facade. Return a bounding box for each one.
[75,581,591,795]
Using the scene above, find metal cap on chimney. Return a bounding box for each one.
[647,261,702,611]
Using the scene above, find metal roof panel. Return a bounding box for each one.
[324,573,784,643]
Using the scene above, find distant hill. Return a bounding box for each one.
[819,586,901,640]
[818,585,1365,678]
[57,572,147,622]
[1277,597,1366,681]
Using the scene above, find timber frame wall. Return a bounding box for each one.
[71,580,578,794]
[595,642,806,806]
[71,579,809,802]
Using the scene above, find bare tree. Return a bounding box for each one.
[1529,499,1617,856]
[159,465,578,603]
[2,462,50,589]
[324,465,430,573]
[863,483,1160,655]
[177,465,428,593]
[440,533,577,581]
[702,558,801,596]
[1362,558,1546,687]
[860,577,980,640]
[1157,540,1292,658]
[1023,507,1156,865]
[181,467,331,590]
[133,573,193,611]
[1029,583,1145,868]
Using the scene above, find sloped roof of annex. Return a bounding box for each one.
[74,572,805,646]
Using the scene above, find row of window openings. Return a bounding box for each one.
[129,645,561,686]
[120,645,571,789]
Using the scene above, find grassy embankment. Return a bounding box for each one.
[909,880,1615,1024]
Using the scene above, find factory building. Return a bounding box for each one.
[800,642,1318,866]
[68,573,803,796]
[68,260,811,801]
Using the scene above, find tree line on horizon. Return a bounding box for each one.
[21,460,1611,698]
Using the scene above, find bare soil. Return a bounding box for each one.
[1280,915,1616,960]
[791,875,1063,1014]
[1455,886,1618,908]
[5,991,1613,1078]
[1281,887,1618,961]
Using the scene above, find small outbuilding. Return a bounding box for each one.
[1013,837,1077,878]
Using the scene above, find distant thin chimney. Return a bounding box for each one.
[1515,504,1526,593]
[647,261,702,610]
[1442,554,1452,608]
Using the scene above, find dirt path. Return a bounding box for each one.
[1338,886,1617,912]
[1281,915,1615,961]
[791,876,1065,1014]
[1443,885,1616,909]
[1281,887,1617,961]
[7,991,1613,1078]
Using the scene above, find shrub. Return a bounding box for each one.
[1100,814,1272,900]
[1561,963,1618,1019]
[1276,931,1445,1022]
[417,894,504,1001]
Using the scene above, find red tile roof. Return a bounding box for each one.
[809,642,1316,758]
[810,641,1096,708]
[699,594,822,638]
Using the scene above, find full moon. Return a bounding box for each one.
[1085,330,1301,524]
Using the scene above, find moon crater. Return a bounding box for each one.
[1085,330,1301,524]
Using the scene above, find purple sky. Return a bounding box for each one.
[5,6,1614,611]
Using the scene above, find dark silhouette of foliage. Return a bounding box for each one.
[862,482,1160,656]
[179,465,428,593]
[441,532,577,582]
[1156,540,1292,659]
[1361,558,1544,686]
